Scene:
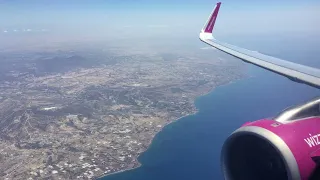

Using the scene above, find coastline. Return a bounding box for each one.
[96,112,196,180]
[97,76,246,180]
[96,166,139,179]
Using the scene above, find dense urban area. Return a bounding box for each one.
[0,41,245,179]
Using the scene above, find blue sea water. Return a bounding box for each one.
[101,38,320,180]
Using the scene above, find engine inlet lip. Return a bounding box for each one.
[221,126,301,180]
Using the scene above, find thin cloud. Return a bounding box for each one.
[200,47,216,50]
[147,25,169,28]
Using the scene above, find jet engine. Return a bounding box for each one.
[221,97,320,180]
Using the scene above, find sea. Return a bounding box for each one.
[100,35,320,180]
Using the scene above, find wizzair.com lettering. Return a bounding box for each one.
[304,133,320,147]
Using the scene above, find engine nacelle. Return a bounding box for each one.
[221,97,320,180]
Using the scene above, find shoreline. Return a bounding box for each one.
[95,166,140,179]
[96,112,196,180]
[97,77,246,179]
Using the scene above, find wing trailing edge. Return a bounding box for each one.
[199,2,320,88]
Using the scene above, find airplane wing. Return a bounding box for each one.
[199,2,320,88]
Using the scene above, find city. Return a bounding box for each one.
[0,43,244,179]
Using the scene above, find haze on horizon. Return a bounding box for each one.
[0,0,319,65]
[0,0,319,44]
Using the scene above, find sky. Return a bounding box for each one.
[0,0,320,48]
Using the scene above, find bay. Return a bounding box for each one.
[101,37,320,180]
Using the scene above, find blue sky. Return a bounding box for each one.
[0,0,320,44]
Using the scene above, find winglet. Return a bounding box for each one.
[200,2,221,40]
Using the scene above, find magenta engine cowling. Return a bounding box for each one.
[221,97,320,180]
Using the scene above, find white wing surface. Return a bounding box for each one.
[199,2,320,88]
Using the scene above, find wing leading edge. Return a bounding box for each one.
[199,2,320,88]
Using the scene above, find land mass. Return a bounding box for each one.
[0,42,245,179]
